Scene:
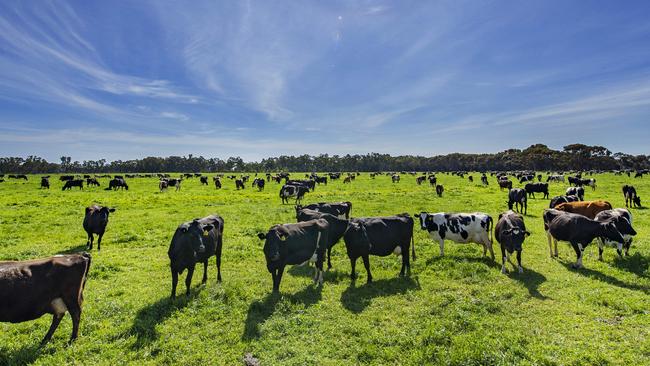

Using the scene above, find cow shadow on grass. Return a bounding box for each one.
[59,244,89,254]
[340,276,420,314]
[242,285,323,341]
[508,267,549,300]
[612,252,650,279]
[129,288,201,349]
[288,265,350,284]
[559,260,650,294]
[0,344,41,366]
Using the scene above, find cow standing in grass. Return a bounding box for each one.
[83,205,116,251]
[623,185,641,208]
[40,177,50,189]
[594,209,636,259]
[495,211,530,274]
[416,212,494,260]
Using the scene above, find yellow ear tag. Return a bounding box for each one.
[203,230,209,237]
[279,235,287,241]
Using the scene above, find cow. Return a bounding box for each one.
[315,176,328,185]
[83,205,116,251]
[286,179,316,191]
[159,179,169,192]
[106,178,128,190]
[297,208,350,270]
[62,179,83,191]
[544,209,625,268]
[167,178,182,191]
[436,184,444,197]
[634,172,643,178]
[0,253,91,345]
[86,178,100,187]
[524,182,549,199]
[549,195,580,209]
[494,211,530,274]
[252,178,265,191]
[498,179,512,191]
[623,185,641,208]
[568,176,582,186]
[554,200,612,219]
[468,176,474,183]
[416,176,426,185]
[537,174,542,182]
[343,214,415,283]
[507,188,527,215]
[200,176,208,185]
[581,178,597,190]
[480,175,488,186]
[213,176,222,189]
[392,174,400,183]
[547,175,565,183]
[343,176,351,184]
[235,179,245,190]
[257,219,329,292]
[168,215,224,298]
[40,177,50,189]
[519,175,534,183]
[566,186,585,201]
[594,209,637,260]
[415,212,494,260]
[280,184,309,204]
[295,201,353,219]
[428,176,437,186]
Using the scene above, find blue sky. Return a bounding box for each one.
[1,1,649,162]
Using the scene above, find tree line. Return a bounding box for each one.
[1,144,648,174]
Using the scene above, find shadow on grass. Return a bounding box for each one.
[507,267,549,300]
[129,287,201,349]
[0,344,41,366]
[340,276,420,314]
[59,244,88,254]
[288,265,350,284]
[559,259,650,294]
[612,252,650,279]
[426,253,501,270]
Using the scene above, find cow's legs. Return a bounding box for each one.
[362,255,372,283]
[597,239,605,261]
[202,260,208,284]
[171,270,179,298]
[97,232,104,251]
[185,265,195,296]
[438,239,445,256]
[516,250,523,273]
[571,242,583,269]
[350,256,358,279]
[86,232,93,250]
[67,301,82,344]
[41,313,64,346]
[500,245,507,274]
[327,247,332,270]
[273,267,285,292]
[546,232,554,257]
[216,243,223,282]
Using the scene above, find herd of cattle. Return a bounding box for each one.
[0,170,645,347]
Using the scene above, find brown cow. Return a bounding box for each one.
[554,200,613,219]
[0,253,91,345]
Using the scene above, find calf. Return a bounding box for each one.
[257,219,329,292]
[495,211,530,273]
[566,186,585,200]
[295,201,352,219]
[280,184,309,204]
[343,176,351,184]
[549,195,580,209]
[524,182,549,199]
[297,208,350,269]
[415,212,494,260]
[554,200,612,219]
[62,179,83,191]
[594,209,636,259]
[622,185,641,208]
[83,205,116,251]
[41,177,50,189]
[168,215,224,298]
[436,184,444,197]
[0,253,91,345]
[235,179,245,190]
[343,214,414,283]
[545,210,624,268]
[200,176,208,185]
[507,188,527,215]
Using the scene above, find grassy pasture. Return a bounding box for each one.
[0,173,649,365]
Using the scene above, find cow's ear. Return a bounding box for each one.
[109,208,116,213]
[498,213,504,220]
[202,224,214,233]
[524,231,531,237]
[181,227,188,233]
[257,233,266,240]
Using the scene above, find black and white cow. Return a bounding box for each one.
[415,212,494,260]
[213,176,222,189]
[507,188,527,215]
[343,214,415,283]
[498,179,512,191]
[252,178,265,191]
[200,176,208,185]
[594,209,637,259]
[295,201,352,219]
[296,208,350,270]
[622,185,641,208]
[480,175,489,186]
[435,184,444,197]
[494,210,530,274]
[581,178,597,190]
[280,184,309,204]
[549,195,580,209]
[524,182,549,199]
[392,174,400,183]
[235,179,245,190]
[257,219,329,292]
[546,174,565,183]
[543,209,624,268]
[566,186,585,201]
[40,177,50,189]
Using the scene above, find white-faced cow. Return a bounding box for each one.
[0,253,91,345]
[257,219,329,292]
[83,205,116,251]
[494,210,530,274]
[280,184,309,204]
[566,186,585,201]
[168,215,224,298]
[392,174,400,183]
[213,176,222,189]
[415,212,494,260]
[594,209,637,260]
[252,178,265,191]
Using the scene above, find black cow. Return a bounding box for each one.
[166,178,182,191]
[507,188,527,214]
[295,201,353,219]
[428,176,437,186]
[568,176,581,186]
[315,176,328,185]
[498,179,512,191]
[287,179,316,191]
[106,178,128,190]
[62,179,83,191]
[213,176,222,189]
[544,209,624,268]
[436,184,444,197]
[594,209,637,260]
[86,178,100,187]
[549,195,580,209]
[524,182,549,199]
[622,185,641,208]
[235,179,245,190]
[343,214,414,283]
[40,177,50,189]
[519,175,534,183]
[252,178,265,191]
[200,176,208,185]
[495,210,530,274]
[0,253,91,345]
[566,186,585,201]
[257,219,329,292]
[83,205,116,251]
[480,175,489,186]
[280,184,309,204]
[297,208,350,270]
[168,215,224,298]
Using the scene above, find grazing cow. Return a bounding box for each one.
[554,200,612,219]
[159,179,169,192]
[634,172,643,178]
[83,205,116,251]
[498,179,512,191]
[436,184,444,197]
[415,212,494,260]
[507,188,527,215]
[594,209,637,259]
[622,185,641,208]
[41,177,50,189]
[60,175,75,182]
[295,201,352,219]
[524,182,549,199]
[235,179,245,190]
[566,186,585,201]
[252,178,265,191]
[86,178,100,187]
[568,176,582,186]
[106,178,128,190]
[297,209,350,270]
[314,176,327,185]
[0,253,91,345]
[519,175,534,183]
[286,179,316,191]
[428,176,437,186]
[200,176,208,185]
[495,211,530,273]
[166,178,182,191]
[257,219,329,292]
[549,195,580,209]
[280,184,309,204]
[468,176,474,182]
[343,214,415,283]
[481,175,488,186]
[392,174,400,183]
[416,176,426,185]
[168,215,224,298]
[62,179,83,191]
[547,175,565,183]
[580,178,597,190]
[213,176,222,189]
[544,210,624,268]
[537,174,542,182]
[343,176,351,184]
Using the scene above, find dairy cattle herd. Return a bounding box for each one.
[0,170,644,346]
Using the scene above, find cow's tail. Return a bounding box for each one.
[411,232,416,261]
[488,216,494,243]
[79,252,92,304]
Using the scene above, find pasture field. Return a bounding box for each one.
[1,173,649,365]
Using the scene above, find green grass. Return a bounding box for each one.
[1,173,649,365]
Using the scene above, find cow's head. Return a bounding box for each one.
[260,227,289,263]
[499,227,530,252]
[634,196,642,207]
[179,221,214,256]
[413,212,429,230]
[344,221,370,246]
[599,222,625,245]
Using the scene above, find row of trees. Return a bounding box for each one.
[1,144,648,174]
